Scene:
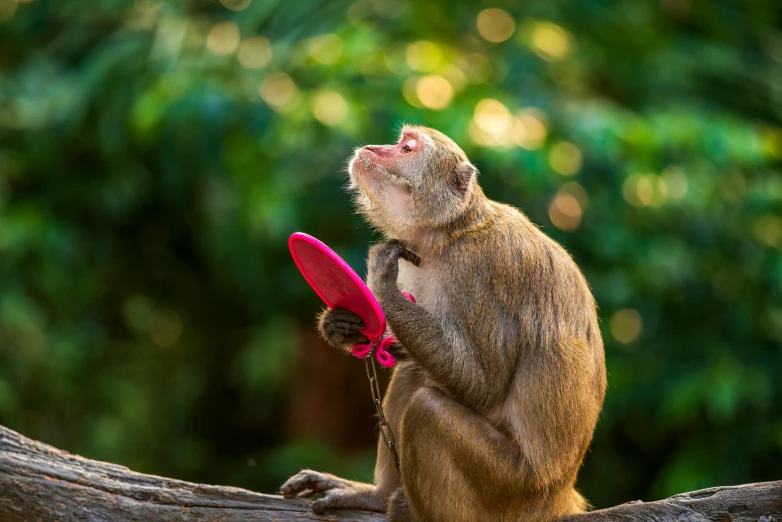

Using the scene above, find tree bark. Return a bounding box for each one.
[560,481,782,522]
[0,424,778,522]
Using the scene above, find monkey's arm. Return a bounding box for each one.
[368,243,514,409]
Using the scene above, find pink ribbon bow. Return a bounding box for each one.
[350,291,416,368]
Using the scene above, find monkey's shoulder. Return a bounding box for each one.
[469,202,584,277]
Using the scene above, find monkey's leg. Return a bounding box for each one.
[373,361,421,496]
[400,387,530,522]
[387,487,417,522]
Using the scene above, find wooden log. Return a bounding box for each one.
[0,424,779,521]
[0,424,384,521]
[561,481,782,522]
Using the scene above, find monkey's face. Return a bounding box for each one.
[348,130,420,212]
[348,125,478,236]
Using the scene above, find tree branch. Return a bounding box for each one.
[0,424,383,521]
[560,481,782,522]
[0,424,778,521]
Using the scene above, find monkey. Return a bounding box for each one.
[281,125,606,522]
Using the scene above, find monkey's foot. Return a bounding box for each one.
[280,469,386,513]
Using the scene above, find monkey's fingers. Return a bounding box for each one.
[321,309,369,347]
[323,321,366,346]
[399,248,421,267]
[281,470,339,498]
[343,332,369,345]
[324,319,365,334]
[386,239,421,267]
[296,489,317,499]
[324,332,369,348]
[325,308,364,324]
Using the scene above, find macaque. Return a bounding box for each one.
[281,125,606,522]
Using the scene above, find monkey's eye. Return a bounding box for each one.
[402,140,416,154]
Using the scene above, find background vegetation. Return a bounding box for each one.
[1,0,781,509]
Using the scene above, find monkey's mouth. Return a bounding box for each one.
[355,148,375,169]
[347,149,373,185]
[350,149,412,190]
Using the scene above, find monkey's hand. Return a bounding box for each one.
[281,469,386,513]
[367,241,406,298]
[318,308,369,351]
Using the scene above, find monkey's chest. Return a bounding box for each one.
[396,261,441,315]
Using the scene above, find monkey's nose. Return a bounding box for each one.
[363,145,395,157]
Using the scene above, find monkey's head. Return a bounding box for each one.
[348,125,482,240]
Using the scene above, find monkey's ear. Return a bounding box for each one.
[453,162,478,194]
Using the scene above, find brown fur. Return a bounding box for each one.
[281,126,606,522]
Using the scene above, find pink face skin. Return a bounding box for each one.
[361,132,420,160]
[348,130,424,195]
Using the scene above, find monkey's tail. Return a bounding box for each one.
[569,488,590,514]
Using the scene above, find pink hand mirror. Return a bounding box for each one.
[289,232,411,470]
[289,232,404,368]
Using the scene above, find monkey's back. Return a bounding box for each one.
[406,199,606,518]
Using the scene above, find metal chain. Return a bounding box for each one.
[364,343,401,472]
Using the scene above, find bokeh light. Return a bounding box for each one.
[661,166,688,200]
[238,36,273,69]
[560,181,589,211]
[474,99,511,134]
[402,77,422,107]
[548,141,582,175]
[259,73,298,111]
[548,191,583,231]
[623,173,670,207]
[405,40,442,72]
[610,309,643,344]
[148,309,183,348]
[762,127,782,159]
[309,33,343,65]
[457,52,492,83]
[415,75,453,110]
[476,8,516,43]
[0,0,17,22]
[441,64,466,91]
[754,214,782,249]
[206,22,240,56]
[311,90,348,126]
[513,108,548,149]
[470,99,514,147]
[528,21,573,60]
[623,173,652,207]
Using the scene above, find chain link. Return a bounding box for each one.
[364,343,401,472]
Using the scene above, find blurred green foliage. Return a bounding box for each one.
[1,0,781,509]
